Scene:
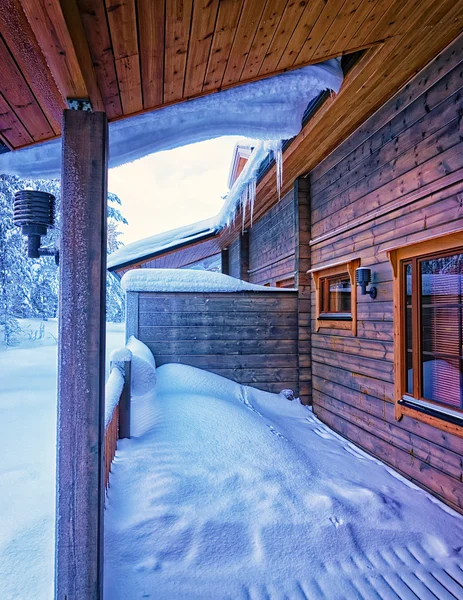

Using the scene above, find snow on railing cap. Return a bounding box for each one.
[110,347,133,363]
[121,269,296,293]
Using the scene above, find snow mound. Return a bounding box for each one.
[121,269,295,293]
[0,59,343,179]
[104,363,463,600]
[126,336,156,397]
[105,367,125,428]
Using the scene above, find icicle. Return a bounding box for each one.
[274,140,283,201]
[241,186,247,233]
[248,178,256,227]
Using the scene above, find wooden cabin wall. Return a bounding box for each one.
[127,291,299,395]
[248,188,296,287]
[308,36,463,514]
[114,237,221,278]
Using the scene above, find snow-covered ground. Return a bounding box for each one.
[2,324,463,599]
[105,364,463,600]
[0,319,124,600]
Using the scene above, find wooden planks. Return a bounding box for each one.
[183,0,219,97]
[221,0,266,86]
[1,0,463,150]
[203,0,244,91]
[137,0,165,109]
[78,0,123,118]
[164,0,193,103]
[105,0,142,113]
[309,34,463,513]
[19,0,104,112]
[252,1,463,227]
[0,36,53,141]
[132,290,299,394]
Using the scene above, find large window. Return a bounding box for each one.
[388,231,463,432]
[403,251,462,409]
[311,259,359,334]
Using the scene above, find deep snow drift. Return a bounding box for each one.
[0,320,125,600]
[105,364,463,600]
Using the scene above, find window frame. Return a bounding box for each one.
[387,230,463,436]
[310,259,360,334]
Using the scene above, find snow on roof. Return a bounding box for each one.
[107,216,218,269]
[121,269,296,293]
[104,58,342,269]
[0,59,343,179]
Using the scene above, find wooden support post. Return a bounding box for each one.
[118,360,131,439]
[295,178,311,405]
[55,109,108,600]
[239,231,249,281]
[221,248,230,275]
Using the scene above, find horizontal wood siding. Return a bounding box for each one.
[133,291,299,395]
[248,188,296,286]
[309,36,463,514]
[228,237,242,279]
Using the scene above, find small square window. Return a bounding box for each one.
[320,274,352,316]
[310,259,360,334]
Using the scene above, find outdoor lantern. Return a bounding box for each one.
[355,267,377,299]
[13,190,59,265]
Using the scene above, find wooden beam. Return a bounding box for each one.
[221,248,230,275]
[19,0,104,110]
[55,109,108,599]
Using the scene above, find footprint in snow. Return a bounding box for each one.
[312,426,336,440]
[329,516,344,528]
[266,424,288,441]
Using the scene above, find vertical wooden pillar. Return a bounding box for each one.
[239,231,250,281]
[221,248,230,275]
[295,178,311,405]
[55,109,108,600]
[220,248,230,275]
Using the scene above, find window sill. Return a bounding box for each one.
[319,313,352,321]
[398,396,463,437]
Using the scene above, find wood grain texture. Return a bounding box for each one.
[106,0,142,112]
[0,0,64,135]
[164,0,193,102]
[202,0,244,91]
[0,36,53,141]
[78,0,123,118]
[131,290,299,395]
[2,0,463,150]
[137,0,165,108]
[183,0,219,97]
[310,37,463,512]
[56,110,108,598]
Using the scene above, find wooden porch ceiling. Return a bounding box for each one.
[1,0,462,153]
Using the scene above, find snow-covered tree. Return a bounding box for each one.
[0,175,127,345]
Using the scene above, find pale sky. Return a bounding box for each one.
[108,136,250,245]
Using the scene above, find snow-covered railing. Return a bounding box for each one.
[104,348,132,491]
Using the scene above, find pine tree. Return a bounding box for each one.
[0,175,127,345]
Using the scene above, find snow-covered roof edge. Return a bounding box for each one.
[121,269,297,293]
[108,216,220,270]
[107,58,343,270]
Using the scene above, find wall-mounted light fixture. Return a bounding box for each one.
[355,267,377,299]
[13,190,59,265]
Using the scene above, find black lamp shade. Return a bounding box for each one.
[356,267,371,286]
